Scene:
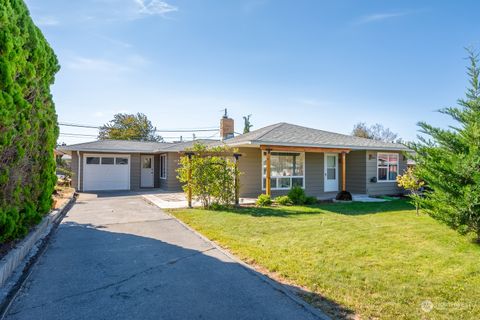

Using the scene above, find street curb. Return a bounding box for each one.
[142,195,331,320]
[0,195,77,293]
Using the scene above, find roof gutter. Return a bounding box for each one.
[61,149,152,153]
[249,140,410,152]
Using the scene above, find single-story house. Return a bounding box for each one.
[60,117,409,198]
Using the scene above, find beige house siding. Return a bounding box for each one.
[70,147,405,197]
[366,150,407,195]
[304,152,324,197]
[130,154,141,190]
[159,152,182,191]
[237,149,342,198]
[237,148,263,197]
[70,152,80,191]
[346,150,367,194]
[153,154,160,188]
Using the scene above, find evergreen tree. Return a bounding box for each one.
[0,0,60,242]
[411,49,480,241]
[243,114,253,134]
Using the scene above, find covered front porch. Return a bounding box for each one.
[260,145,351,200]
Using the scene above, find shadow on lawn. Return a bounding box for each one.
[223,200,414,218]
[287,285,356,320]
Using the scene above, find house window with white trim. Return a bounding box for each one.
[377,153,399,182]
[160,155,167,179]
[262,152,305,190]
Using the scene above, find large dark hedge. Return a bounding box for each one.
[0,0,59,243]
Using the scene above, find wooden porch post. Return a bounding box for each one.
[187,153,193,208]
[233,153,241,206]
[265,150,271,196]
[341,152,346,192]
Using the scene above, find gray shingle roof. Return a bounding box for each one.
[155,139,219,152]
[59,140,166,153]
[59,139,220,153]
[60,123,408,153]
[224,122,408,151]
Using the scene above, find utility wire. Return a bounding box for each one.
[58,122,219,132]
[59,132,219,140]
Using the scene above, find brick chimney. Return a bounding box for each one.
[220,109,234,140]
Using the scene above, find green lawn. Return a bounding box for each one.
[169,200,480,319]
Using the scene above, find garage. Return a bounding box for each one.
[83,154,130,191]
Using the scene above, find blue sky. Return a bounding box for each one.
[25,0,480,144]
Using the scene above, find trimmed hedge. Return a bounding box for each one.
[0,0,59,243]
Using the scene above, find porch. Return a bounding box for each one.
[260,145,350,199]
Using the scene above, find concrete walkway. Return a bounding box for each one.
[143,191,256,209]
[4,193,323,320]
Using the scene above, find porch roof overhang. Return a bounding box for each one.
[259,144,351,154]
[226,140,409,152]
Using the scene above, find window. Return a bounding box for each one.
[160,155,167,179]
[142,157,152,169]
[86,157,100,165]
[116,157,129,165]
[101,157,114,165]
[262,152,305,190]
[377,153,399,182]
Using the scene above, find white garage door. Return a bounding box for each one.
[83,154,130,191]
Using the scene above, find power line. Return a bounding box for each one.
[59,133,97,137]
[59,132,220,140]
[58,122,219,132]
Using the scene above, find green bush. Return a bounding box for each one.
[288,186,307,205]
[304,196,318,205]
[0,0,59,243]
[275,195,293,206]
[208,202,231,211]
[256,194,272,206]
[177,143,239,208]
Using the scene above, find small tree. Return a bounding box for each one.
[243,114,253,133]
[396,167,424,215]
[352,122,399,142]
[411,49,480,241]
[177,143,238,208]
[351,122,371,139]
[98,113,163,142]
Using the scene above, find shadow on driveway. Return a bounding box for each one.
[3,195,348,320]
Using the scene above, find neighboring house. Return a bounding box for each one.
[60,117,409,198]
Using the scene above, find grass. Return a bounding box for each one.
[169,200,480,319]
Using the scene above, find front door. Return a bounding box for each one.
[324,153,339,192]
[141,155,154,188]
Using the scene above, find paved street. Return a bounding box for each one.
[4,193,321,320]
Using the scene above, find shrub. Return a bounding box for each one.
[396,167,424,215]
[275,195,293,206]
[256,194,272,206]
[177,143,239,208]
[0,1,60,243]
[208,202,230,211]
[304,196,318,205]
[288,186,307,205]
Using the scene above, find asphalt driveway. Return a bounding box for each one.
[4,193,323,320]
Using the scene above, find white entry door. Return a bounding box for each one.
[141,155,154,188]
[324,153,339,192]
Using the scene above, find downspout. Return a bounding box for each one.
[77,150,81,191]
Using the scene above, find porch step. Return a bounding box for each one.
[351,194,387,202]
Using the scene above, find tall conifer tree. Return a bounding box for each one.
[412,49,480,241]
